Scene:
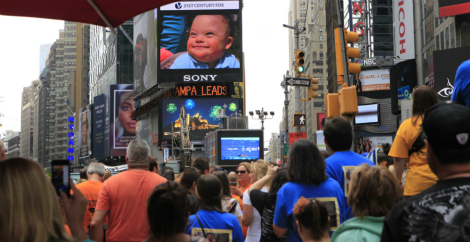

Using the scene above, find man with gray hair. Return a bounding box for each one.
[76,162,106,233]
[0,139,6,161]
[91,139,166,242]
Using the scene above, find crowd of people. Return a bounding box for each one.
[1,89,470,242]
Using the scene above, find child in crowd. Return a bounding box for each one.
[170,15,240,69]
[293,197,331,242]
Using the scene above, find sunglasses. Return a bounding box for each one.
[235,170,248,174]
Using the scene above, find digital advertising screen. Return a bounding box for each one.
[160,97,243,143]
[354,103,380,126]
[433,47,470,101]
[78,108,92,161]
[157,0,243,83]
[106,84,136,157]
[390,59,417,115]
[220,137,260,160]
[133,12,148,92]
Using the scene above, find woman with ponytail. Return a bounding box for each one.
[184,175,244,242]
[293,197,331,242]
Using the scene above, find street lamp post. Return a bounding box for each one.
[248,108,274,131]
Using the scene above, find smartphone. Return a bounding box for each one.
[230,182,237,186]
[229,200,238,213]
[51,160,71,197]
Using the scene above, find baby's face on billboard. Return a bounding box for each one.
[187,15,233,67]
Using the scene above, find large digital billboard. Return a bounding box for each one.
[433,47,470,101]
[134,12,148,92]
[157,1,243,83]
[111,84,136,155]
[160,97,243,143]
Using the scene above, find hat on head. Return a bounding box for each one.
[423,101,470,159]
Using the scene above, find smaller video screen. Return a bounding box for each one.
[355,103,380,126]
[221,137,260,160]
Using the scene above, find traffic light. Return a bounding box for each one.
[339,86,358,116]
[295,49,305,74]
[307,77,319,99]
[334,28,361,84]
[326,93,340,119]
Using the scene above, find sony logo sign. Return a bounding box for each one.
[184,75,218,82]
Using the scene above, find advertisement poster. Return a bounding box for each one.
[160,97,243,143]
[157,0,243,83]
[93,94,107,160]
[355,136,393,154]
[317,112,325,130]
[133,12,148,92]
[289,132,307,147]
[358,69,390,92]
[433,47,470,101]
[112,85,136,152]
[78,108,92,161]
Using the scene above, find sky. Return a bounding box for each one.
[0,0,291,153]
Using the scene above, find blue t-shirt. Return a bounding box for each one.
[170,52,240,69]
[325,151,375,219]
[185,209,244,242]
[273,180,346,242]
[451,59,470,108]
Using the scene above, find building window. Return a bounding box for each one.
[319,35,323,41]
[436,34,439,51]
[319,51,323,59]
[319,28,322,32]
[312,51,317,60]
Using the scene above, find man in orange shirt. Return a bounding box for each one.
[75,161,106,234]
[90,139,167,242]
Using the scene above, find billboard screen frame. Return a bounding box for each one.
[156,0,243,83]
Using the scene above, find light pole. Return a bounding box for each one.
[248,108,274,131]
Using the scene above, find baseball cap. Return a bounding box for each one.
[423,101,470,159]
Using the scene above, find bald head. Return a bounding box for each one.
[0,140,5,161]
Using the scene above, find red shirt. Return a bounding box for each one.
[96,170,167,242]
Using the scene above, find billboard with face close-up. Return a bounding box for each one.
[157,0,243,83]
[106,84,136,156]
[78,107,92,161]
[159,97,243,143]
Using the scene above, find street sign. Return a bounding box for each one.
[293,113,307,126]
[284,143,289,156]
[286,78,311,87]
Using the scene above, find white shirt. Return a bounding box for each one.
[243,187,268,242]
[222,197,242,218]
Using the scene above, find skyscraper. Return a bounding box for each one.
[39,44,52,75]
[20,80,40,160]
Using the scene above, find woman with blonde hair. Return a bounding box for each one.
[331,164,403,242]
[0,157,91,242]
[242,159,270,242]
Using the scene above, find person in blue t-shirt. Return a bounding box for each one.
[170,15,240,69]
[185,174,244,242]
[323,117,375,220]
[451,59,470,108]
[273,139,346,242]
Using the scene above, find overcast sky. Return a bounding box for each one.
[0,0,290,151]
